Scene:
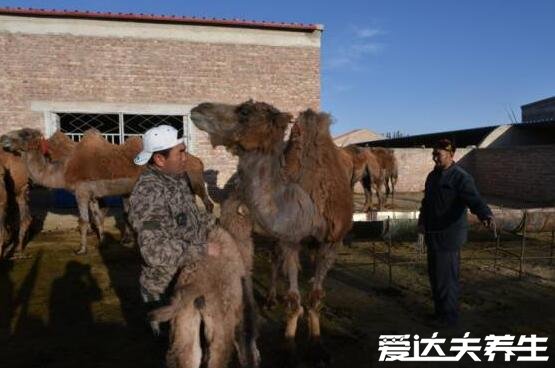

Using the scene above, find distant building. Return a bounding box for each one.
[333,129,384,147]
[521,96,555,123]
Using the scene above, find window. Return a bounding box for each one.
[56,112,187,144]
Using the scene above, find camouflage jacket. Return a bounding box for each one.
[129,166,216,296]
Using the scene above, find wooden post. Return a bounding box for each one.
[519,212,527,279]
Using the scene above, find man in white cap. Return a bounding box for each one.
[128,125,219,337]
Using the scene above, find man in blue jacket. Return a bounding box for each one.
[418,139,494,327]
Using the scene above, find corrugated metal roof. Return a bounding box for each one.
[0,7,322,32]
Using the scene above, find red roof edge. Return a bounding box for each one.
[0,7,323,32]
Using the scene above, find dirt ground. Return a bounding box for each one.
[1,196,554,368]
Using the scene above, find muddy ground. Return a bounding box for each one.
[1,194,553,368]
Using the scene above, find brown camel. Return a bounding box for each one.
[151,193,259,368]
[0,150,31,258]
[370,147,398,201]
[342,144,385,211]
[191,101,353,356]
[1,129,214,255]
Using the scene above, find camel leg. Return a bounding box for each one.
[265,246,283,309]
[235,277,261,368]
[307,242,338,366]
[385,176,391,197]
[89,198,105,244]
[75,191,91,255]
[307,242,337,341]
[204,314,234,368]
[14,189,32,257]
[361,174,373,212]
[375,182,384,211]
[167,306,203,368]
[282,244,303,340]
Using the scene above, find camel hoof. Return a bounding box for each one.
[75,248,87,255]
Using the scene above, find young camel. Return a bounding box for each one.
[191,101,353,356]
[1,129,214,255]
[150,193,259,368]
[342,144,385,211]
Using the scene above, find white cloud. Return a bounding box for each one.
[324,26,385,71]
[355,27,382,39]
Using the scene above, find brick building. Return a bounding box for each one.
[359,106,555,205]
[0,7,322,193]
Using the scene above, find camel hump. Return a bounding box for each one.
[76,130,142,157]
[64,130,144,184]
[287,109,353,236]
[47,131,77,161]
[122,136,143,154]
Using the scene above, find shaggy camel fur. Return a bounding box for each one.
[1,129,214,255]
[151,193,259,368]
[342,144,385,211]
[191,101,353,353]
[370,147,398,200]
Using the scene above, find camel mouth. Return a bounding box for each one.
[190,109,214,133]
[191,103,241,149]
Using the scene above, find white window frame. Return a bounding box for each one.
[34,101,195,149]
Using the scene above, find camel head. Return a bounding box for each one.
[1,128,48,155]
[191,100,292,155]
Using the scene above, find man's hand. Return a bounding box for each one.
[207,241,221,257]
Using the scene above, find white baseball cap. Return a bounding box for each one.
[134,125,184,165]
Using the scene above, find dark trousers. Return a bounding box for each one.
[427,249,460,324]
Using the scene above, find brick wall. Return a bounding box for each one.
[470,145,555,204]
[0,30,320,195]
[359,146,554,205]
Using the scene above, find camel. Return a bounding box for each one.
[342,144,385,211]
[190,101,353,356]
[370,147,398,201]
[0,150,31,258]
[150,193,259,368]
[0,129,214,255]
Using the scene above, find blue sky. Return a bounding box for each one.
[1,0,554,136]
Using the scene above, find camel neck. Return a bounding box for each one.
[24,150,67,189]
[237,149,324,242]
